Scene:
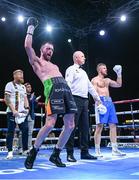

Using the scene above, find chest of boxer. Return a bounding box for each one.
[35,60,62,81]
[97,78,109,88]
[96,78,110,97]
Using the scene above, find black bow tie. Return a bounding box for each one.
[79,65,83,69]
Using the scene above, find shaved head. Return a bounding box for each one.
[96,63,107,76]
[96,63,106,72]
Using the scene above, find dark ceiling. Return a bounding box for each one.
[1,0,134,37]
[0,0,139,102]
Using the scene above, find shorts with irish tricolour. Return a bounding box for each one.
[43,77,77,116]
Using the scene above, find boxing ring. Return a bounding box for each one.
[1,98,139,179]
[1,98,139,150]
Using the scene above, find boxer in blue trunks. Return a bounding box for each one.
[95,96,118,125]
[91,63,126,157]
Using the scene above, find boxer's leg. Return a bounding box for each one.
[109,123,126,156]
[109,123,117,144]
[34,114,57,148]
[24,114,57,169]
[49,113,75,167]
[109,123,118,151]
[94,100,107,157]
[108,102,126,156]
[94,124,103,157]
[57,113,75,149]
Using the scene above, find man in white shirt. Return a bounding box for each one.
[4,70,29,159]
[65,51,102,162]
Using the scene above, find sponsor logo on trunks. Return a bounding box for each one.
[70,108,78,111]
[54,88,70,92]
[52,106,64,110]
[51,99,64,104]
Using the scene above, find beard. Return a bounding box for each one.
[43,53,52,61]
[18,79,24,84]
[103,72,107,77]
[100,71,107,77]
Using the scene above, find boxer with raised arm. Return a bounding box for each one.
[24,17,77,168]
[91,63,126,157]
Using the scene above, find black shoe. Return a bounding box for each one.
[81,153,97,160]
[24,147,38,169]
[49,154,66,167]
[67,154,77,162]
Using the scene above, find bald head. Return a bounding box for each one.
[73,51,85,65]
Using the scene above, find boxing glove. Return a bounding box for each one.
[27,17,38,35]
[113,65,122,77]
[96,104,107,115]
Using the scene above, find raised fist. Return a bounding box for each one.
[27,17,38,28]
[113,65,122,77]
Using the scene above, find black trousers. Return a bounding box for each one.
[66,96,90,154]
[6,112,28,152]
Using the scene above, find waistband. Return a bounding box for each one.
[100,96,112,102]
[73,95,88,100]
[43,77,67,85]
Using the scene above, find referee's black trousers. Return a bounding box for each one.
[66,95,90,155]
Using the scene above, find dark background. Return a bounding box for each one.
[0,0,139,117]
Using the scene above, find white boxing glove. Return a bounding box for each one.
[96,104,107,115]
[113,65,122,77]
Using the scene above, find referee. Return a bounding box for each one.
[65,51,101,162]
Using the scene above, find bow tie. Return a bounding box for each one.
[79,65,83,69]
